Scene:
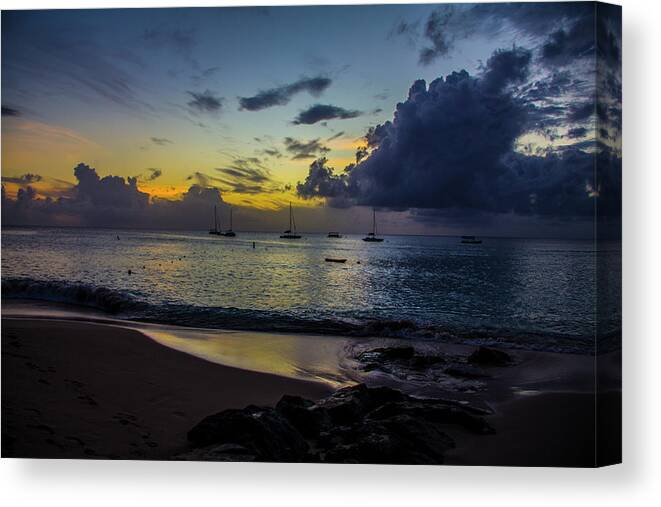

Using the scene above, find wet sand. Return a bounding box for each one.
[1,318,331,459]
[1,311,620,466]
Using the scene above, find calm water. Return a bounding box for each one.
[1,226,621,353]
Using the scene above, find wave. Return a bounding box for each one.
[1,277,617,354]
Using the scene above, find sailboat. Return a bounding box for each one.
[221,206,236,237]
[363,208,384,242]
[280,202,302,239]
[208,205,221,235]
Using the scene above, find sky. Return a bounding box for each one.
[1,3,621,238]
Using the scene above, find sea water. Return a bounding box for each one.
[1,226,621,354]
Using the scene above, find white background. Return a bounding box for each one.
[1,0,659,505]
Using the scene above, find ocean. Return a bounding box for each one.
[1,226,621,354]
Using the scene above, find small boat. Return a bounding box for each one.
[461,235,482,244]
[208,205,221,235]
[221,206,236,237]
[327,232,342,238]
[325,258,347,263]
[280,202,302,239]
[363,208,384,242]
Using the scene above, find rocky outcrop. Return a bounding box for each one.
[179,384,494,464]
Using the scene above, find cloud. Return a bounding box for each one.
[292,104,362,125]
[238,76,332,111]
[187,90,223,114]
[150,137,173,146]
[296,46,621,221]
[283,137,330,160]
[1,162,225,228]
[419,9,455,65]
[326,131,345,142]
[394,3,595,65]
[2,106,20,117]
[144,168,162,181]
[2,173,43,184]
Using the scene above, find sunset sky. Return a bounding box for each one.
[1,3,621,237]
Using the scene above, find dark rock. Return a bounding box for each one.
[323,414,454,464]
[467,346,513,367]
[175,443,257,462]
[316,384,406,426]
[275,395,328,438]
[367,401,495,435]
[184,383,494,464]
[187,405,310,461]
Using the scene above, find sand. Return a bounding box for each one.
[1,314,620,466]
[2,318,331,460]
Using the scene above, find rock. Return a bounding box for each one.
[367,401,495,435]
[323,414,454,464]
[467,346,513,367]
[184,383,494,464]
[187,405,310,461]
[316,384,406,426]
[175,443,257,462]
[275,395,328,438]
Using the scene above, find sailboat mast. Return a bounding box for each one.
[229,206,233,230]
[373,208,376,235]
[289,202,293,232]
[214,205,218,232]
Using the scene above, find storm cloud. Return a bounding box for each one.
[292,104,362,125]
[239,76,332,111]
[296,45,621,220]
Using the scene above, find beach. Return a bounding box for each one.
[2,317,331,460]
[1,307,620,466]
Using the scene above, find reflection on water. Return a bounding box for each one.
[137,325,356,388]
[1,227,621,342]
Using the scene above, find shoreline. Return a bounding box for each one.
[1,302,621,465]
[2,317,332,459]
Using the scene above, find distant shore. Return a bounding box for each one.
[1,306,620,465]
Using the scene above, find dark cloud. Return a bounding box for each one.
[145,168,162,181]
[326,131,345,142]
[292,104,362,125]
[297,46,621,222]
[187,90,223,114]
[567,127,587,139]
[2,106,20,117]
[394,3,594,66]
[238,76,332,111]
[2,173,43,185]
[480,47,531,94]
[541,16,595,66]
[419,8,455,65]
[259,148,283,159]
[150,137,173,146]
[568,102,594,123]
[284,137,330,160]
